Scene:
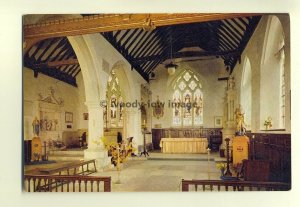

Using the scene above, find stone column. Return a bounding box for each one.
[124,108,142,154]
[84,101,110,170]
[221,76,237,150]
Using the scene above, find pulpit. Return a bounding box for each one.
[232,135,249,165]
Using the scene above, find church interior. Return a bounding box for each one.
[22,13,291,192]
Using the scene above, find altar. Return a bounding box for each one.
[159,138,208,154]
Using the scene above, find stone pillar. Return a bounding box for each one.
[84,101,110,170]
[221,76,237,150]
[124,108,142,154]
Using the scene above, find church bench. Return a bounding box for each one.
[24,175,111,192]
[181,179,291,191]
[39,159,97,175]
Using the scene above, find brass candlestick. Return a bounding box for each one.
[224,138,232,176]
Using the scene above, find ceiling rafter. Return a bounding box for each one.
[24,36,81,86]
[24,14,262,83]
[43,38,67,62]
[137,30,163,58]
[124,29,144,53]
[69,65,81,76]
[101,30,149,81]
[133,31,159,58]
[130,31,152,57]
[220,23,241,44]
[229,16,261,72]
[73,68,81,78]
[222,19,243,39]
[230,18,246,32]
[122,28,139,48]
[36,38,59,62]
[117,29,131,44]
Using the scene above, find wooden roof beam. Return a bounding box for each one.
[23,13,261,53]
[24,62,77,87]
[47,58,79,67]
[133,50,239,63]
[24,13,261,40]
[34,58,79,69]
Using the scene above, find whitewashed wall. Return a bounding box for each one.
[23,68,86,141]
[231,14,291,133]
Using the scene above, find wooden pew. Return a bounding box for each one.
[181,179,291,191]
[39,159,97,175]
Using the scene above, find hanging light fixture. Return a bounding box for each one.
[165,34,178,75]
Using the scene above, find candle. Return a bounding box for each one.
[143,119,146,125]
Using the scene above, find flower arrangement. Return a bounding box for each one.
[216,163,227,176]
[100,136,117,150]
[264,117,272,130]
[216,163,227,170]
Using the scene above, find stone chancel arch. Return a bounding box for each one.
[68,34,145,162]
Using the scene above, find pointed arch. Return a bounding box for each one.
[240,56,252,130]
[172,69,203,126]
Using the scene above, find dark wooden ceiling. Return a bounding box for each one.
[101,15,261,81]
[24,37,80,86]
[24,15,261,86]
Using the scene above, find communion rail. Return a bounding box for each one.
[24,175,111,192]
[181,179,291,191]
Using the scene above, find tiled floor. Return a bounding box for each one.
[97,151,222,191]
[24,151,226,192]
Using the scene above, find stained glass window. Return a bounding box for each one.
[173,70,203,126]
[105,69,123,128]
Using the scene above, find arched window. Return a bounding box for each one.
[105,69,123,128]
[172,70,203,126]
